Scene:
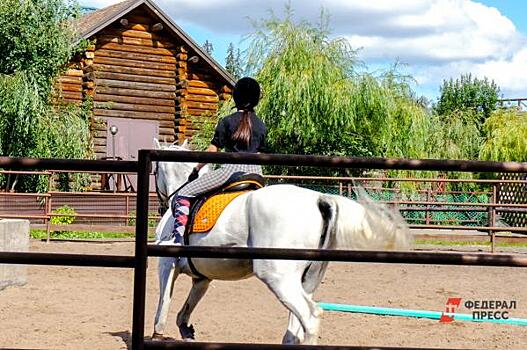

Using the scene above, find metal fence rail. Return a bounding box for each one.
[1,153,527,350]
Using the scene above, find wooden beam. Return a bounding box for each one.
[93,51,176,69]
[91,63,175,78]
[152,23,164,32]
[95,78,176,92]
[94,93,175,107]
[186,87,218,96]
[92,71,175,86]
[95,49,176,64]
[98,35,175,49]
[97,42,175,57]
[95,86,175,99]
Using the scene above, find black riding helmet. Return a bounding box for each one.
[233,77,261,111]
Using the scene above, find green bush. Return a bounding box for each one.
[50,205,76,225]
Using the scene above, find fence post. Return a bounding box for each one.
[46,173,53,243]
[132,150,150,350]
[489,185,497,253]
[339,181,343,196]
[425,189,431,225]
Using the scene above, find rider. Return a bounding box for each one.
[170,77,267,244]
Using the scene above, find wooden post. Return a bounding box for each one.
[489,184,497,253]
[425,188,431,225]
[339,182,343,196]
[46,181,53,244]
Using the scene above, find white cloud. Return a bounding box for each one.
[80,0,527,97]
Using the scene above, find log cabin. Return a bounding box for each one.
[56,0,235,167]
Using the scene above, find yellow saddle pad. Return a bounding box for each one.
[192,191,247,233]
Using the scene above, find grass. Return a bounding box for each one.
[415,239,527,248]
[30,229,151,240]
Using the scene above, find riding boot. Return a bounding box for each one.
[172,195,192,245]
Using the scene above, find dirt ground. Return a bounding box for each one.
[1,240,527,350]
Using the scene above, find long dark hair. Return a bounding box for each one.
[232,109,252,146]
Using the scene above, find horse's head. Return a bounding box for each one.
[154,138,209,214]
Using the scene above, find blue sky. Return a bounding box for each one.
[81,0,527,101]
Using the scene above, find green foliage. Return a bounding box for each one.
[202,40,214,55]
[0,0,91,192]
[50,204,76,225]
[187,108,223,151]
[480,109,527,162]
[435,73,500,123]
[225,43,243,80]
[0,0,80,99]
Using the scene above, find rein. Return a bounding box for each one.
[154,161,190,214]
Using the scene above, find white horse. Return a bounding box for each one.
[152,159,412,345]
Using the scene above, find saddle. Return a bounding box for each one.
[183,172,265,243]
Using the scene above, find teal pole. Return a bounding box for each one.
[318,302,527,326]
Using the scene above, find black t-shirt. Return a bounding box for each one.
[211,111,267,153]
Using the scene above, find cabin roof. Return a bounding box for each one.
[76,0,235,87]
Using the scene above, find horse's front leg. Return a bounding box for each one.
[153,256,180,339]
[176,278,211,341]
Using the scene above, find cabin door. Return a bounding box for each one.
[106,118,158,192]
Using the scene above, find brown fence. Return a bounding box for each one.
[1,171,527,243]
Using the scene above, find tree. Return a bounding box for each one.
[225,43,243,79]
[0,0,91,192]
[202,40,214,55]
[434,73,500,123]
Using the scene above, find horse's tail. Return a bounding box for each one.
[300,195,339,294]
[330,191,412,251]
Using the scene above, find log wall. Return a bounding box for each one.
[54,4,234,191]
[88,12,180,158]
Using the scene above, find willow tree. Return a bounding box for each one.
[480,109,527,162]
[0,0,91,192]
[243,9,363,175]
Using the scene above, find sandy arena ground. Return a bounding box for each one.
[1,240,527,350]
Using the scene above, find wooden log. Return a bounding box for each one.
[98,42,175,57]
[188,80,217,89]
[187,108,217,116]
[89,63,176,78]
[92,71,175,85]
[94,93,175,107]
[64,69,83,77]
[179,95,219,103]
[152,23,164,32]
[103,28,170,42]
[185,87,217,96]
[58,75,82,84]
[98,34,175,49]
[59,84,83,93]
[127,23,150,31]
[95,49,176,64]
[176,53,188,61]
[95,79,176,92]
[95,86,175,99]
[185,101,218,110]
[94,109,174,120]
[94,56,175,71]
[94,101,174,114]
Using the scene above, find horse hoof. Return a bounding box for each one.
[151,332,164,341]
[179,323,196,340]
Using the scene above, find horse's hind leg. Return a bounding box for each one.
[283,312,304,344]
[255,263,322,345]
[153,257,179,339]
[176,278,210,340]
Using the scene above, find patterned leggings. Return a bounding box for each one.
[178,163,262,197]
